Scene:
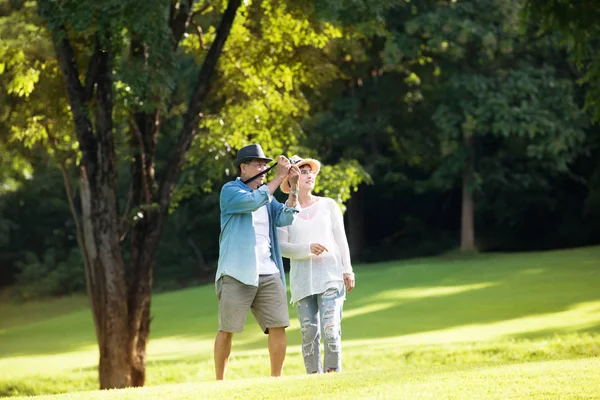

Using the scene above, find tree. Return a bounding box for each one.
[388,0,587,250]
[309,0,589,252]
[0,0,37,195]
[523,1,600,237]
[19,0,244,389]
[2,0,370,388]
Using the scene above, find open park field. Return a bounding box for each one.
[1,246,599,399]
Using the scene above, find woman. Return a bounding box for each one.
[277,155,355,374]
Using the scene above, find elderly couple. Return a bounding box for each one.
[214,144,356,379]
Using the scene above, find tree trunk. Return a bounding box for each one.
[346,186,365,260]
[460,135,475,251]
[80,40,133,388]
[50,0,242,389]
[81,175,132,388]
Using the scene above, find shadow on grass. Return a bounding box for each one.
[235,247,600,350]
[1,247,599,358]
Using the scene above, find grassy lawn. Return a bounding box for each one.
[17,357,600,400]
[1,246,599,398]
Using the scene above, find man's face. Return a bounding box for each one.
[241,159,268,188]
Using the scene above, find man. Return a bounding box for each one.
[214,143,301,380]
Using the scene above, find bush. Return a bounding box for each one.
[13,247,85,300]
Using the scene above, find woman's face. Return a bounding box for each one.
[299,165,317,192]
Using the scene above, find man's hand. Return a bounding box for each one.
[288,164,300,188]
[276,155,291,179]
[265,156,291,195]
[344,273,355,293]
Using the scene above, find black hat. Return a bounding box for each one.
[234,144,273,167]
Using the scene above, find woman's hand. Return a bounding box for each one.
[276,155,291,179]
[344,273,355,292]
[310,242,328,256]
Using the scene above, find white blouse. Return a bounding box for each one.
[277,196,353,304]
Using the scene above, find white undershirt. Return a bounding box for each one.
[278,197,353,304]
[252,205,279,275]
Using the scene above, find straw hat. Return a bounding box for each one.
[280,155,321,194]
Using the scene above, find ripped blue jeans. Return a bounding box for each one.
[296,287,344,373]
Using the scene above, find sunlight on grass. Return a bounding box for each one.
[1,246,599,397]
[146,338,216,360]
[139,297,600,363]
[374,282,497,301]
[343,300,600,349]
[404,300,600,345]
[0,348,98,379]
[337,283,498,321]
[14,357,600,400]
[333,301,398,319]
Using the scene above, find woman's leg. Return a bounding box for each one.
[296,295,322,373]
[318,287,344,372]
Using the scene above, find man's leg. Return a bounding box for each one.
[214,330,234,380]
[214,275,257,380]
[268,327,287,377]
[251,274,290,377]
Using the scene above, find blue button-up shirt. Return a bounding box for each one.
[216,177,298,288]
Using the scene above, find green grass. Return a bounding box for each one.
[16,358,600,400]
[0,294,90,331]
[1,246,599,399]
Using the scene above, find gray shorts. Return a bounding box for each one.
[216,274,290,334]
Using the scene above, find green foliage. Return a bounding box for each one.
[314,159,371,210]
[191,0,341,161]
[584,158,600,219]
[299,0,597,257]
[0,0,598,295]
[311,0,396,28]
[0,159,77,287]
[13,248,85,300]
[37,0,176,111]
[389,0,588,197]
[155,190,222,289]
[0,143,33,194]
[0,0,78,168]
[432,65,586,161]
[0,1,48,98]
[524,0,600,120]
[183,0,371,203]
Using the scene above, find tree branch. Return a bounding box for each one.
[126,0,241,360]
[193,22,206,50]
[84,49,100,102]
[129,116,152,205]
[60,163,101,343]
[192,2,213,20]
[52,27,96,161]
[94,35,114,149]
[169,0,197,49]
[157,0,242,215]
[128,38,160,189]
[119,183,134,242]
